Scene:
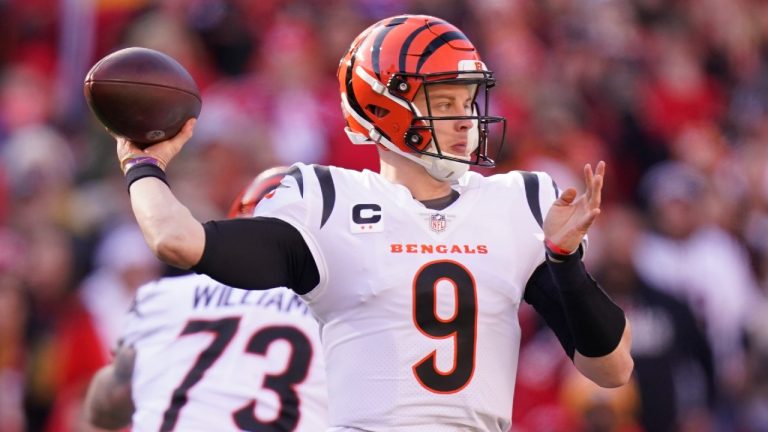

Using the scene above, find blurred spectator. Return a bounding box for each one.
[737,130,768,289]
[119,6,217,92]
[593,204,716,432]
[0,274,28,432]
[39,223,162,432]
[0,66,53,140]
[635,161,761,428]
[639,27,725,147]
[0,230,28,432]
[80,222,163,353]
[176,95,276,218]
[1,125,76,231]
[20,225,83,432]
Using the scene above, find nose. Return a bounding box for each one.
[456,117,472,131]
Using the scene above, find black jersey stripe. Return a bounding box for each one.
[286,166,304,197]
[415,30,470,73]
[521,171,543,227]
[552,178,560,198]
[313,165,336,229]
[373,16,408,79]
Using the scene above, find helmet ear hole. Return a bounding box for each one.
[405,128,431,151]
[367,105,390,118]
[387,76,410,94]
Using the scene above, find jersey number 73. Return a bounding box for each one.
[160,317,313,431]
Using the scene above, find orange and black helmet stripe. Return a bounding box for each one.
[344,22,394,144]
[369,17,472,76]
[396,20,442,73]
[414,30,470,73]
[372,16,408,79]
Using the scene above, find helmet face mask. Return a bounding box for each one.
[404,75,498,168]
[338,14,506,180]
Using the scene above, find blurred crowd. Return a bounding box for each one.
[0,0,767,431]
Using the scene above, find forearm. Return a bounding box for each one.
[574,319,633,387]
[84,365,134,429]
[546,251,634,387]
[130,177,205,268]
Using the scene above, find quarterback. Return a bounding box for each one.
[115,14,633,431]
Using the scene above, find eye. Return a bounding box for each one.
[434,101,451,111]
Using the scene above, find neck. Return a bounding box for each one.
[378,149,453,201]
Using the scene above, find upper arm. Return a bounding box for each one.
[194,163,325,294]
[193,217,319,294]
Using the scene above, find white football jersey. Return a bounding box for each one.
[254,163,559,431]
[120,274,327,432]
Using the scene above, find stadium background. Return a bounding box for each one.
[0,0,767,430]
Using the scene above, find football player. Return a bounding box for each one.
[83,167,328,431]
[114,14,633,431]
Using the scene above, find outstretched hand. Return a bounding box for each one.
[115,118,196,172]
[543,161,605,253]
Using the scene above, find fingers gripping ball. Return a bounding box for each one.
[84,47,202,147]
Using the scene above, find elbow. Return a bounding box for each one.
[150,232,195,269]
[596,354,634,388]
[594,316,635,388]
[574,334,635,388]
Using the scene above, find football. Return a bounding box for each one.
[83,47,202,146]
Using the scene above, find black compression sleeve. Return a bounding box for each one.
[524,264,577,358]
[545,252,625,357]
[191,217,320,294]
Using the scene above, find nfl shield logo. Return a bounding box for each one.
[430,213,447,232]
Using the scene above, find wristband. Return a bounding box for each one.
[120,155,164,174]
[544,238,574,255]
[544,238,576,261]
[125,163,168,190]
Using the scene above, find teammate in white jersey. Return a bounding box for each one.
[83,168,328,431]
[113,14,633,431]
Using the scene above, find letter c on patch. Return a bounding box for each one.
[352,204,382,224]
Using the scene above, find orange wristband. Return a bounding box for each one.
[545,238,574,256]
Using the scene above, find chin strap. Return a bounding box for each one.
[419,143,469,181]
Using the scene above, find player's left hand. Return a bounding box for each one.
[543,161,605,253]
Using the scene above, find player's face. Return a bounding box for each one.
[413,83,475,159]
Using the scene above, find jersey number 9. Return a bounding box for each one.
[412,260,477,393]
